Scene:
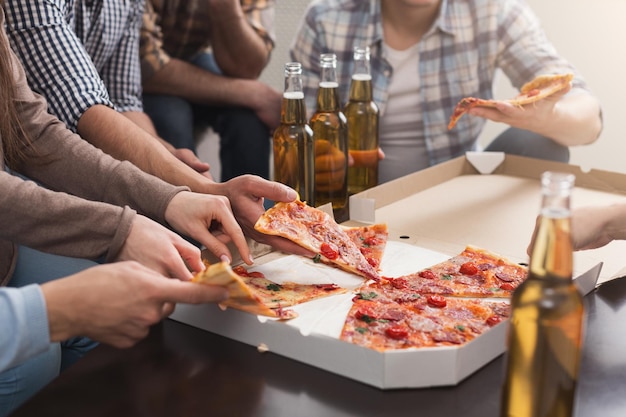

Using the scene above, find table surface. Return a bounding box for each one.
[12,277,626,417]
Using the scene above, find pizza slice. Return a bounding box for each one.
[340,296,509,351]
[342,223,388,271]
[254,199,381,281]
[192,262,297,320]
[231,265,348,309]
[448,73,574,130]
[382,245,527,299]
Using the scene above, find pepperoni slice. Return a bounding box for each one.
[390,277,409,290]
[363,236,379,246]
[499,282,516,291]
[320,242,339,260]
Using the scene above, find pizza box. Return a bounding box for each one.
[171,152,621,389]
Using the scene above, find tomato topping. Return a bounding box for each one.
[419,270,437,280]
[499,282,516,291]
[427,295,447,308]
[385,325,408,340]
[320,242,339,260]
[355,306,378,321]
[390,277,409,290]
[363,236,379,246]
[248,271,265,278]
[367,257,379,269]
[232,266,249,277]
[486,315,503,326]
[459,262,479,275]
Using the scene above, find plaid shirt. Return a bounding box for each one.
[141,0,275,81]
[290,0,588,166]
[4,0,145,132]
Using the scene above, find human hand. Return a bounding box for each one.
[209,175,314,257]
[164,191,252,264]
[116,214,204,279]
[250,82,282,131]
[315,140,347,192]
[468,85,571,132]
[347,148,385,167]
[171,148,214,180]
[527,204,625,255]
[41,262,228,348]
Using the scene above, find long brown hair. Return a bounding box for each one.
[0,6,31,168]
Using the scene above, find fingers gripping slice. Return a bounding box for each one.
[447,73,574,130]
[192,262,297,320]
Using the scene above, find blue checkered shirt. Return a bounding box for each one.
[290,0,589,166]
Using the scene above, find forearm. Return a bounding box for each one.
[121,111,177,153]
[207,0,270,78]
[534,91,602,146]
[143,59,262,108]
[77,104,212,191]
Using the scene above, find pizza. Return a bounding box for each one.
[339,245,527,351]
[383,245,527,298]
[254,199,381,281]
[231,265,347,309]
[447,73,574,130]
[340,296,510,351]
[192,261,297,320]
[342,223,388,271]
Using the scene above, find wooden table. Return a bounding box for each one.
[11,277,626,417]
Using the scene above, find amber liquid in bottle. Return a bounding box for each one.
[310,54,348,210]
[345,74,379,195]
[500,173,584,417]
[273,64,315,205]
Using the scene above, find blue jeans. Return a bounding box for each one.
[0,247,99,417]
[143,53,271,181]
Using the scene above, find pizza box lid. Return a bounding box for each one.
[171,152,611,389]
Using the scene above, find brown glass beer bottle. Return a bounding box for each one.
[344,46,379,195]
[500,171,584,417]
[309,53,348,211]
[272,62,315,205]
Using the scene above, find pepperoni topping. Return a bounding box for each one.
[390,277,409,290]
[459,262,479,276]
[385,325,409,340]
[486,315,503,326]
[419,270,437,280]
[320,242,339,260]
[427,295,447,308]
[315,283,340,291]
[495,271,515,282]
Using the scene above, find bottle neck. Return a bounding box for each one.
[348,74,374,102]
[528,174,575,281]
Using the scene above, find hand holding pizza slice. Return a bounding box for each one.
[448,73,574,130]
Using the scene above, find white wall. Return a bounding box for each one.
[262,0,626,174]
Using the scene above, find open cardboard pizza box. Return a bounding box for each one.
[171,153,626,389]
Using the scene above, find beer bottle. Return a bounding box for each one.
[500,171,584,417]
[309,53,348,211]
[273,62,315,205]
[344,46,379,195]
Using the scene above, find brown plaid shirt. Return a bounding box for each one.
[140,0,275,80]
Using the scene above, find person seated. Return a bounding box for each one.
[0,6,298,413]
[140,0,282,181]
[3,0,302,254]
[290,0,602,184]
